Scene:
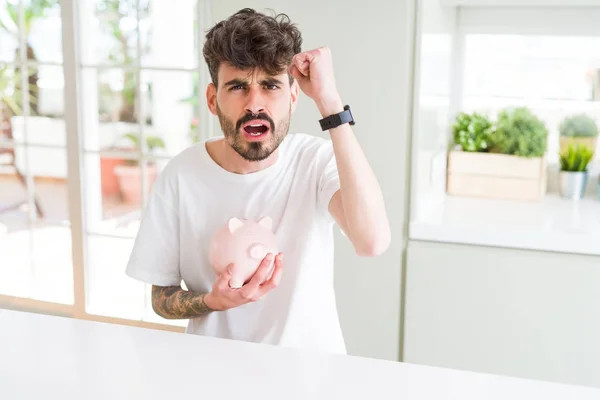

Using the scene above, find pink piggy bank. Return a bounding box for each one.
[208,216,278,288]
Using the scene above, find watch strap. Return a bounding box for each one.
[319,105,355,131]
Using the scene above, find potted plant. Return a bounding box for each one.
[558,143,594,200]
[113,132,165,204]
[559,114,598,154]
[451,111,495,152]
[447,107,548,201]
[99,140,130,198]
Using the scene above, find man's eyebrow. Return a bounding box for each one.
[223,77,284,88]
[260,77,284,85]
[223,78,247,88]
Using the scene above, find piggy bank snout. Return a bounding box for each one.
[209,217,278,287]
[248,243,268,260]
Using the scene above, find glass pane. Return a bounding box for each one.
[81,0,140,67]
[29,222,73,304]
[83,152,140,238]
[0,0,63,64]
[13,65,65,145]
[140,0,197,69]
[85,234,145,320]
[28,0,63,64]
[81,67,141,152]
[141,69,196,156]
[1,63,24,131]
[84,155,167,237]
[0,146,73,304]
[0,2,17,63]
[1,63,64,144]
[0,145,69,223]
[0,226,31,299]
[462,34,600,164]
[464,35,600,100]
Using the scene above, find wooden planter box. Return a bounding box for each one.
[446,150,547,202]
[559,136,597,153]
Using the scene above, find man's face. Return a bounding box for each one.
[207,63,299,162]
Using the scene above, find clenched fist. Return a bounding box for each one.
[289,46,344,117]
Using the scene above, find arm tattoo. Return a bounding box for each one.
[151,285,214,319]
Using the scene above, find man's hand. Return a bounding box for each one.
[289,46,344,117]
[204,252,283,311]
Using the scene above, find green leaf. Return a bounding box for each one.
[121,132,166,152]
[491,107,548,157]
[451,112,495,152]
[559,143,595,172]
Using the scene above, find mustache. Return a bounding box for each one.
[236,112,275,131]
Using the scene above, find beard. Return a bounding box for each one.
[216,103,291,162]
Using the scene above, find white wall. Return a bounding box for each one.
[458,6,600,36]
[210,1,415,361]
[403,240,600,389]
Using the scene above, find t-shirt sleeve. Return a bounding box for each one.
[125,170,181,287]
[316,139,341,220]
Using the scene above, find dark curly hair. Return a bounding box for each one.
[203,8,303,87]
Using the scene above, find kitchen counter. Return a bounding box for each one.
[410,193,600,256]
[1,309,599,399]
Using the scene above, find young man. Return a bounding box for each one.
[125,8,390,355]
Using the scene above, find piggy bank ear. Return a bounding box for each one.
[257,216,272,231]
[228,218,244,233]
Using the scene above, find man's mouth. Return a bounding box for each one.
[242,120,270,137]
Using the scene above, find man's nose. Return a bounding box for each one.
[244,87,266,115]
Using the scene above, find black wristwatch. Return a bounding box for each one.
[319,105,355,131]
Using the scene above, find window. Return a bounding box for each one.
[408,2,600,257]
[461,34,600,164]
[0,0,72,305]
[0,0,212,330]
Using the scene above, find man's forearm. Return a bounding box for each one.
[317,97,391,256]
[151,285,214,319]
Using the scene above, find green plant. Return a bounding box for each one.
[559,114,598,138]
[559,143,594,172]
[452,112,495,152]
[121,132,165,166]
[492,107,548,157]
[122,132,165,151]
[95,0,150,122]
[0,0,58,115]
[0,0,58,38]
[0,65,38,116]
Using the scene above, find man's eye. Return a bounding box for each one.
[265,84,278,90]
[231,85,244,91]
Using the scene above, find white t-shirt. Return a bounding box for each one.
[125,132,347,355]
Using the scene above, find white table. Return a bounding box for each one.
[1,310,599,400]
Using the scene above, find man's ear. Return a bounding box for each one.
[290,78,299,113]
[207,83,217,115]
